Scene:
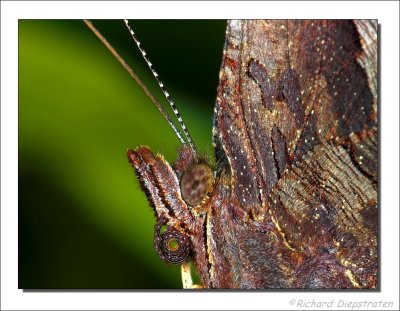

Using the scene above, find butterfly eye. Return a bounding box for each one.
[180,164,214,206]
[154,218,190,264]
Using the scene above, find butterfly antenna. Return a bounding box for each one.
[83,20,187,146]
[124,19,197,155]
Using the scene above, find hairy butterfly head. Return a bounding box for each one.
[127,145,214,265]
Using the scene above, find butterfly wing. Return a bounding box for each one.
[212,20,377,288]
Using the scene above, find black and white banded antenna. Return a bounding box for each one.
[83,20,192,152]
[123,19,197,155]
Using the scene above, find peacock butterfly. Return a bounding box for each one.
[87,19,378,289]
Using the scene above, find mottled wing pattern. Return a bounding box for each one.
[212,20,377,288]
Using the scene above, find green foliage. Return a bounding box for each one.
[19,19,226,288]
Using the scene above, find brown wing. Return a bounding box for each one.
[213,20,377,288]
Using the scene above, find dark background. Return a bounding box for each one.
[19,19,226,289]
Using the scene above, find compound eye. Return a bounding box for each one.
[180,164,213,206]
[154,218,190,264]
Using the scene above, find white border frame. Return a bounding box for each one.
[1,1,399,310]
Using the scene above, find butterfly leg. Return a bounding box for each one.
[181,261,202,289]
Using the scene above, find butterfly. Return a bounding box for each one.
[86,19,377,289]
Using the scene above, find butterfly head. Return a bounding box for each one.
[128,145,214,265]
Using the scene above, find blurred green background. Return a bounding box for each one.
[19,20,226,289]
